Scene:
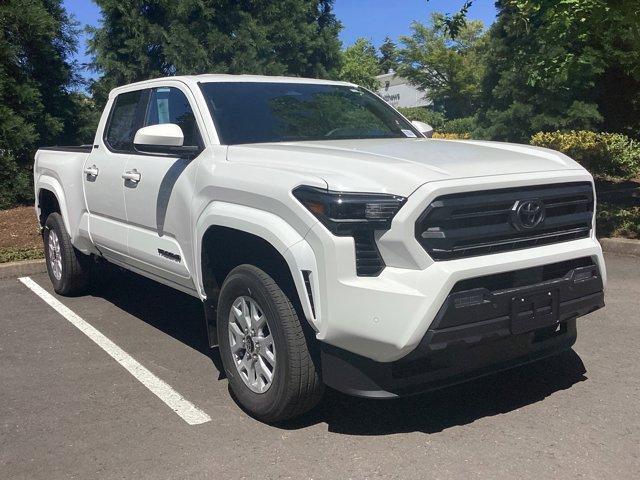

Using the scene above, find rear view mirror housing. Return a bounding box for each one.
[134,124,200,158]
[411,120,434,138]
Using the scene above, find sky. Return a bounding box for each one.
[334,0,497,47]
[64,0,498,82]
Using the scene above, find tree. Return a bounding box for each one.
[338,38,380,89]
[378,36,399,74]
[428,0,474,39]
[476,0,640,142]
[398,14,486,119]
[0,0,83,208]
[88,0,342,106]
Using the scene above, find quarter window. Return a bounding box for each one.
[145,87,201,147]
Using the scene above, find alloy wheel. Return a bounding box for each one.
[48,230,63,281]
[228,296,276,393]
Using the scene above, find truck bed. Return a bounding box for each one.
[34,146,94,246]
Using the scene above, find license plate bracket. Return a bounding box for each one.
[510,289,559,335]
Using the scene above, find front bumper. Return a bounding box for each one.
[303,171,606,363]
[321,260,604,398]
[309,234,605,362]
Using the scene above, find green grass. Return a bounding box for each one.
[0,247,44,264]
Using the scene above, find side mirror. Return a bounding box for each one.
[133,124,200,157]
[411,121,434,138]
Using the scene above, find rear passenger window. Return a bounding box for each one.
[105,90,143,151]
[145,87,201,147]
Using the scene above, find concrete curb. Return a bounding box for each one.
[0,259,46,280]
[600,237,640,257]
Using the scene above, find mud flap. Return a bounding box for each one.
[203,298,218,348]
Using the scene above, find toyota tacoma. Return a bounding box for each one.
[33,75,606,421]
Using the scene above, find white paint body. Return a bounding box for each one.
[34,74,606,363]
[134,123,185,147]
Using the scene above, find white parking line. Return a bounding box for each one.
[19,276,211,426]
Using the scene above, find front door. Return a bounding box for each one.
[84,89,147,260]
[122,85,204,288]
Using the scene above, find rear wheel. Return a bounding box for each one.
[43,213,90,296]
[217,264,324,422]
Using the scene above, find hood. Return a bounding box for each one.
[227,138,585,197]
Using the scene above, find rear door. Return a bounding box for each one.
[122,84,205,289]
[84,89,147,261]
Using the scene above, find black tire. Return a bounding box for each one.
[217,264,324,422]
[43,212,90,296]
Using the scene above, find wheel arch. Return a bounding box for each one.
[195,203,320,341]
[36,177,71,234]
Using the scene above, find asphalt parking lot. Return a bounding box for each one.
[1,253,639,479]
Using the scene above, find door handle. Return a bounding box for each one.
[84,165,99,177]
[122,169,141,183]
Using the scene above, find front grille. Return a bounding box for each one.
[416,182,594,260]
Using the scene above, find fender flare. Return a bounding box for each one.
[194,202,320,329]
[35,176,72,235]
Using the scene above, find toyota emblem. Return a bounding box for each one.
[513,199,545,230]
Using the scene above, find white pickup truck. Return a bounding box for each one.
[34,74,605,421]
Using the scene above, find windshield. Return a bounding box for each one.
[199,82,420,145]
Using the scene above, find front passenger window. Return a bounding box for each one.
[145,87,201,147]
[105,90,144,151]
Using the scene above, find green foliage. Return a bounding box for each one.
[398,14,486,119]
[397,107,446,130]
[338,38,380,90]
[378,37,399,74]
[440,116,475,134]
[531,131,640,179]
[0,0,83,209]
[68,93,102,144]
[88,0,342,106]
[432,132,471,140]
[397,108,476,136]
[597,204,640,239]
[0,247,44,264]
[476,0,640,142]
[428,0,474,39]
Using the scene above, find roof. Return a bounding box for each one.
[109,74,354,98]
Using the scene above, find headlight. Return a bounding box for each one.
[292,186,406,235]
[292,186,406,276]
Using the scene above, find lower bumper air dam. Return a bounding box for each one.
[322,260,604,398]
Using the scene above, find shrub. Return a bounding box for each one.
[530,131,640,179]
[596,203,640,239]
[432,132,471,140]
[397,108,446,130]
[396,108,477,138]
[440,116,476,135]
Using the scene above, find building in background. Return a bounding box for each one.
[376,70,431,108]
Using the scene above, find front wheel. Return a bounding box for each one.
[217,265,324,422]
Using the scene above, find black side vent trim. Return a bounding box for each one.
[302,270,316,318]
[353,231,386,276]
